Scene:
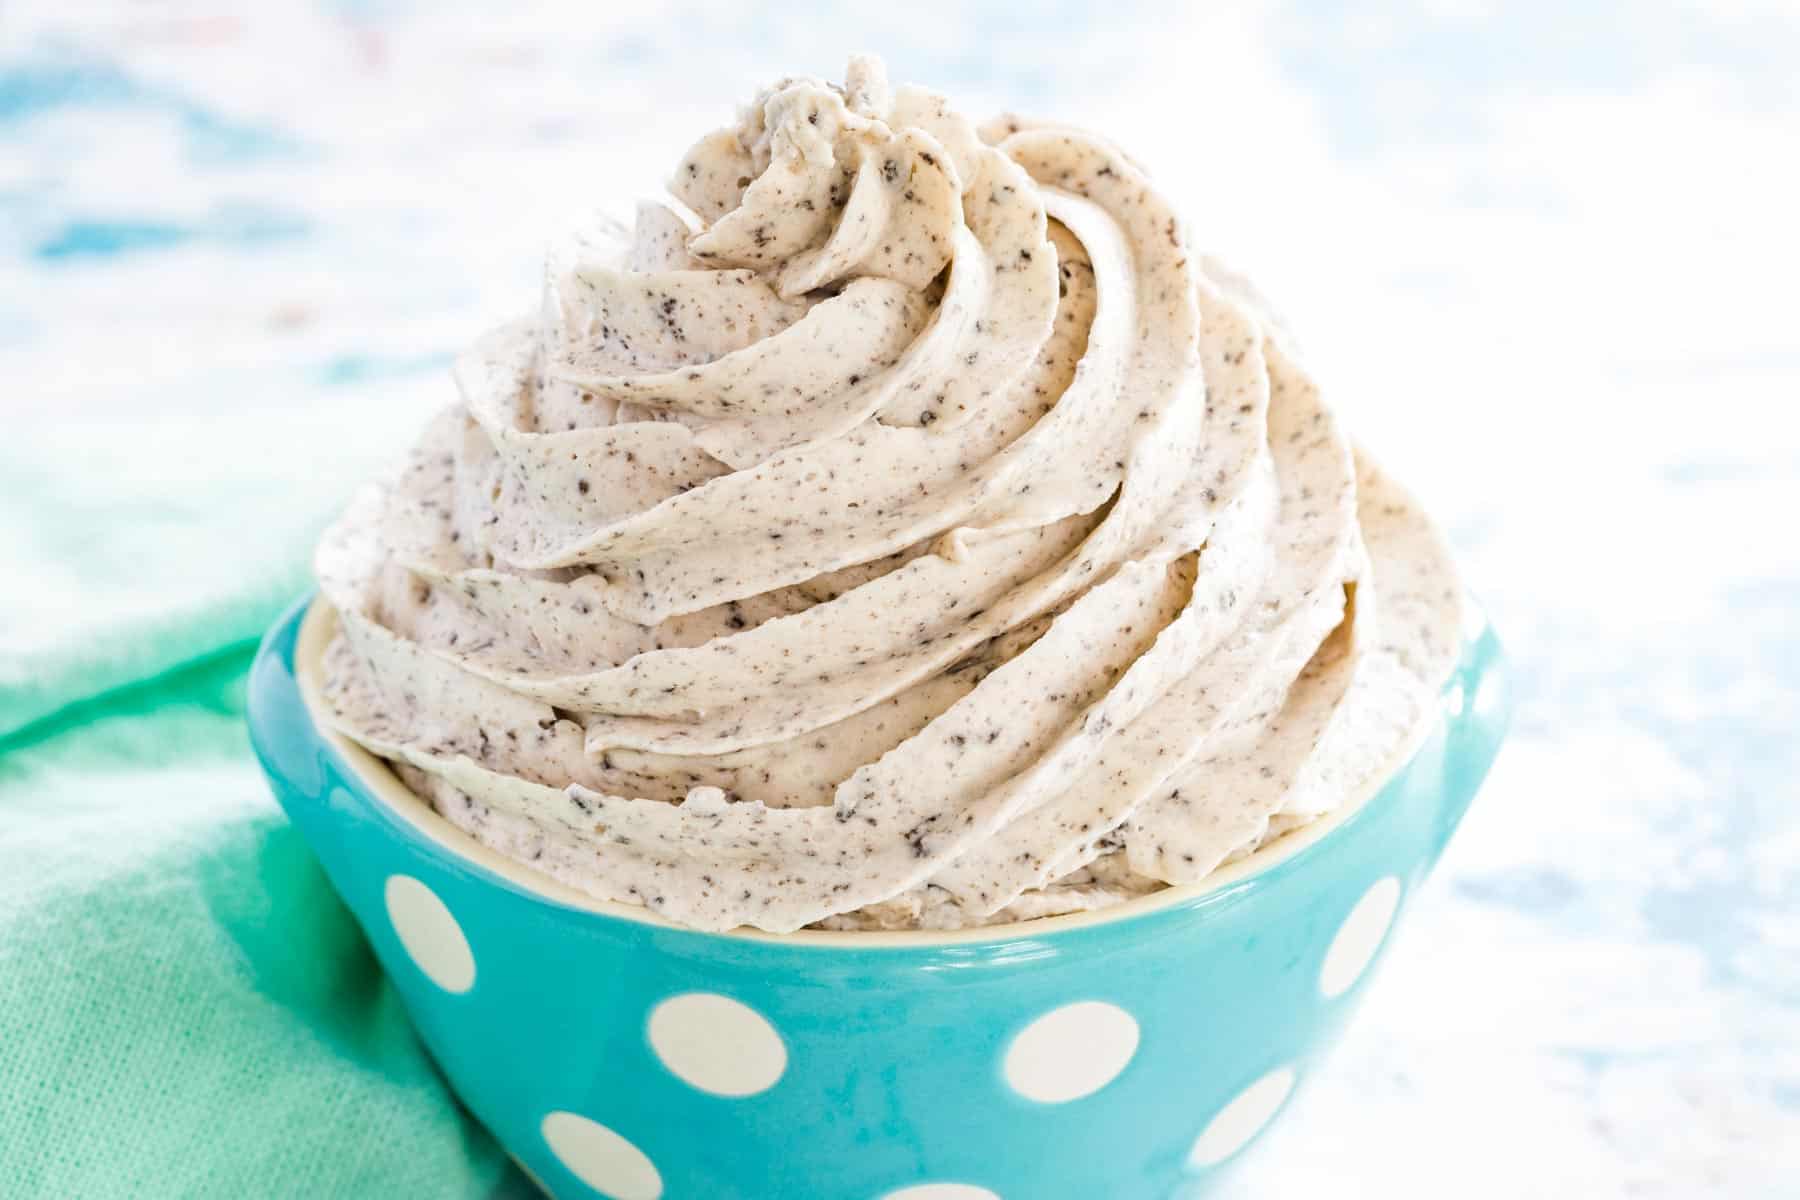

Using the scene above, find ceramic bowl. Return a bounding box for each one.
[248,594,1509,1200]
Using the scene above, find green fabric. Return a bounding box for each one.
[0,648,518,1196]
[0,405,532,1195]
[0,398,416,735]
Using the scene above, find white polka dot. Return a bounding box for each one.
[880,1185,1001,1200]
[1187,1067,1295,1167]
[648,993,787,1097]
[541,1111,662,1200]
[1320,876,1403,998]
[384,874,474,994]
[1003,1000,1139,1103]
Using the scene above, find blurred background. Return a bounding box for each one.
[3,2,1797,1196]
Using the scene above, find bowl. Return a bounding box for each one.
[248,594,1509,1200]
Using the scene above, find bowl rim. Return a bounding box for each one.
[277,594,1464,949]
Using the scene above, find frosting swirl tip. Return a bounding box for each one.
[316,56,1466,933]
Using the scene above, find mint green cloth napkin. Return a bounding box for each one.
[0,397,524,1195]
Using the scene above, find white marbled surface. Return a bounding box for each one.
[3,2,1797,1196]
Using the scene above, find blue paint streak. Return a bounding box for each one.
[0,62,134,120]
[32,211,311,262]
[0,55,304,162]
[1454,866,1580,914]
[179,105,302,164]
[1662,455,1800,486]
[34,220,194,260]
[314,352,453,388]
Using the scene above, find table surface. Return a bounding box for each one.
[5,3,1797,1196]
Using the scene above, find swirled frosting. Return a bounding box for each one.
[316,57,1464,932]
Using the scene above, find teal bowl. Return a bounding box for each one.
[248,595,1510,1200]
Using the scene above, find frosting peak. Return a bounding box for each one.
[316,57,1464,932]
